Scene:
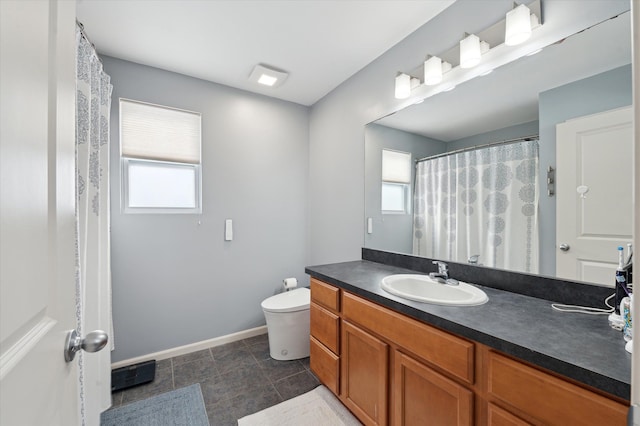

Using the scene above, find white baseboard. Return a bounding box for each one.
[110,325,268,369]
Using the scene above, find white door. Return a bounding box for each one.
[1,1,81,425]
[556,106,633,286]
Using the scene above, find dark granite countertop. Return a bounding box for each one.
[305,260,631,400]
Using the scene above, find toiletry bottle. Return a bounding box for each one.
[625,243,633,291]
[623,294,633,342]
[615,246,630,315]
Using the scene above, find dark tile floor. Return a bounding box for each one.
[107,334,320,425]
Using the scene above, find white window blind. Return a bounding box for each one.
[382,150,411,183]
[120,99,201,164]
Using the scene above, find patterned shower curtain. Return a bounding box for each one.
[413,140,539,274]
[76,25,113,423]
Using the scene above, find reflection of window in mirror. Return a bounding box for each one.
[381,149,411,214]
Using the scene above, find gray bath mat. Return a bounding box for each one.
[101,383,209,426]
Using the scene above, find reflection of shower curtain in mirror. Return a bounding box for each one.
[413,140,539,274]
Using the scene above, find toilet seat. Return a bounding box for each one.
[261,287,310,313]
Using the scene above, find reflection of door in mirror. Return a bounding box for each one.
[556,106,633,287]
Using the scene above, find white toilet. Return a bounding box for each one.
[261,287,310,361]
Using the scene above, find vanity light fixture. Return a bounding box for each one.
[424,56,442,85]
[392,0,542,98]
[395,73,420,99]
[395,73,411,99]
[459,33,490,69]
[424,56,451,86]
[249,64,289,88]
[505,3,540,46]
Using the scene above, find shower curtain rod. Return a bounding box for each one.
[415,134,539,164]
[75,20,102,63]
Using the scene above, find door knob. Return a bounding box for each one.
[559,243,570,252]
[64,329,108,362]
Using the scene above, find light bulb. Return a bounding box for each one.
[395,73,411,99]
[424,56,443,85]
[505,4,532,46]
[460,34,481,69]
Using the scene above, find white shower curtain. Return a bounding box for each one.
[413,140,539,274]
[76,25,113,423]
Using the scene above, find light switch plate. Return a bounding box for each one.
[225,219,233,241]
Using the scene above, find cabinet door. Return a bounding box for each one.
[487,403,531,426]
[342,320,389,425]
[394,351,473,426]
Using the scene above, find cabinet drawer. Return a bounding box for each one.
[342,291,474,384]
[310,278,340,313]
[310,336,339,395]
[310,302,340,354]
[487,351,628,425]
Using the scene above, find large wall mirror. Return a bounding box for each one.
[364,11,633,287]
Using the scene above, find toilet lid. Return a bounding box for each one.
[261,287,310,313]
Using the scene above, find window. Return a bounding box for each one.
[381,149,411,214]
[120,99,202,213]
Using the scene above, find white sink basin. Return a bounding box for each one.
[381,274,488,306]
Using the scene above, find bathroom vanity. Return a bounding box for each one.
[306,255,630,425]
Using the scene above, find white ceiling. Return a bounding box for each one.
[76,0,456,106]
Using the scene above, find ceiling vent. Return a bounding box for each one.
[249,64,289,88]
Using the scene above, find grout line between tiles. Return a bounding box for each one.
[271,382,285,401]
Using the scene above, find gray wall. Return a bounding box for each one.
[104,57,309,362]
[364,123,446,253]
[307,0,630,266]
[538,64,632,276]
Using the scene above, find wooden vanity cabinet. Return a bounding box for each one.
[308,278,629,426]
[342,290,474,426]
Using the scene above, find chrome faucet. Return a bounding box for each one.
[468,254,480,265]
[429,261,459,285]
[430,261,449,280]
